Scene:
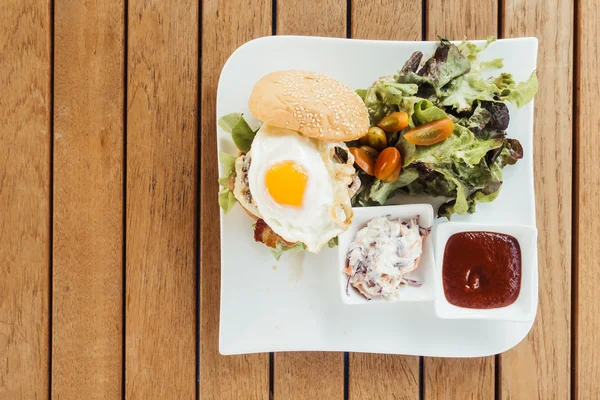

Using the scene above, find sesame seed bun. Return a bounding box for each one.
[248,70,370,141]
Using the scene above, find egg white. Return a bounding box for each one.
[247,124,354,252]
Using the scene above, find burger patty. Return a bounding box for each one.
[233,155,261,218]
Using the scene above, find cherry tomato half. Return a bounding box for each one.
[374,147,402,182]
[378,111,409,133]
[359,145,379,159]
[359,126,387,150]
[349,147,375,176]
[403,117,454,146]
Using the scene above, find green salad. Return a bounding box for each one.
[351,37,538,218]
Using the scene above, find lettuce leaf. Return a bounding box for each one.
[367,170,419,205]
[458,36,496,62]
[361,78,419,123]
[218,151,237,186]
[266,235,339,255]
[504,71,539,108]
[218,151,238,213]
[439,66,538,112]
[218,188,237,214]
[495,138,524,167]
[397,39,471,94]
[412,100,448,126]
[436,161,503,219]
[461,101,510,139]
[328,236,339,248]
[435,38,537,112]
[218,113,257,153]
[270,241,307,261]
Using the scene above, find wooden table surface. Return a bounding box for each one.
[0,0,587,398]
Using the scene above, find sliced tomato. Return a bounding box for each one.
[359,126,387,150]
[359,145,379,159]
[374,147,402,182]
[348,147,375,176]
[378,111,409,132]
[403,117,454,146]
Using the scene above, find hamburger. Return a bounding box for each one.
[218,70,369,258]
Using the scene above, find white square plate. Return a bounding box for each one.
[338,204,435,304]
[433,222,538,321]
[217,36,538,356]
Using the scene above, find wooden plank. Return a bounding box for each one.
[199,0,271,398]
[352,0,422,41]
[427,0,497,40]
[348,1,422,399]
[501,0,573,399]
[126,0,197,398]
[276,0,346,37]
[52,1,124,398]
[0,1,51,398]
[349,354,419,400]
[272,1,346,398]
[576,0,599,398]
[274,353,344,399]
[425,357,493,399]
[424,1,497,399]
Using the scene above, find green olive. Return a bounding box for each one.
[359,145,379,159]
[359,126,387,150]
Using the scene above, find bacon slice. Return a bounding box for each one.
[253,219,294,248]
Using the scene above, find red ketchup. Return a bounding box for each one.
[442,231,521,309]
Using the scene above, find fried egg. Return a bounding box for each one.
[247,123,356,252]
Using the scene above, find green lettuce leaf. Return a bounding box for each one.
[356,88,367,101]
[458,36,496,62]
[463,104,492,131]
[218,151,237,186]
[270,241,307,261]
[394,134,416,163]
[218,151,238,213]
[218,187,236,214]
[367,169,420,205]
[439,64,538,112]
[478,58,504,70]
[438,68,500,112]
[328,237,339,248]
[361,78,419,123]
[404,166,457,198]
[494,72,515,91]
[504,71,539,108]
[437,160,504,218]
[218,113,257,153]
[412,100,448,126]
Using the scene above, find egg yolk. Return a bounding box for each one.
[265,161,308,207]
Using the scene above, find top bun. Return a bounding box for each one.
[248,70,370,141]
